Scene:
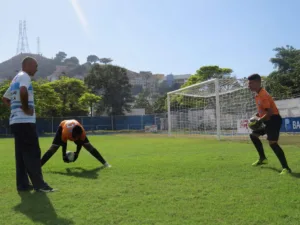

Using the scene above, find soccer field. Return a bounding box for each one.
[0,134,300,225]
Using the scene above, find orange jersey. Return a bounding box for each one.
[60,120,86,143]
[255,88,279,118]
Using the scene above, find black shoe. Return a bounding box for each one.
[17,185,34,192]
[36,185,57,193]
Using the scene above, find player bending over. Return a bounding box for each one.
[247,74,291,175]
[41,119,111,167]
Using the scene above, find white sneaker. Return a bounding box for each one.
[104,162,111,168]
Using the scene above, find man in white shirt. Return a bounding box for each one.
[2,57,56,192]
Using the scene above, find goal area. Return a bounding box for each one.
[167,78,257,140]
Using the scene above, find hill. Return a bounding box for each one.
[0,53,139,82]
[0,53,57,80]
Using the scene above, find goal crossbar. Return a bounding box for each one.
[170,87,248,98]
[167,79,217,95]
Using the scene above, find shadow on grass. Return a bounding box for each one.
[48,166,104,179]
[290,172,300,178]
[260,166,281,173]
[13,192,74,225]
[260,166,300,178]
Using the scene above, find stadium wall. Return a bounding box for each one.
[0,114,168,136]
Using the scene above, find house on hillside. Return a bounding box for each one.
[47,65,68,81]
[127,71,163,96]
[165,74,191,87]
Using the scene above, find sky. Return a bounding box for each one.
[1,0,300,78]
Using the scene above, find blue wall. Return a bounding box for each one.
[1,116,300,136]
[33,115,158,135]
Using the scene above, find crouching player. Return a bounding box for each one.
[41,119,111,168]
[247,73,291,175]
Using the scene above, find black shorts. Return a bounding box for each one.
[52,126,89,146]
[252,115,282,141]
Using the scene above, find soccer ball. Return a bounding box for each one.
[66,151,75,162]
[248,116,265,131]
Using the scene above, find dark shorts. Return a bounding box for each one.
[252,115,282,141]
[52,126,89,146]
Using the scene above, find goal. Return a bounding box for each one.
[167,78,257,140]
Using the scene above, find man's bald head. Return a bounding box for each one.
[22,57,38,76]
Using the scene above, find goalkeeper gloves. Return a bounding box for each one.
[248,117,263,131]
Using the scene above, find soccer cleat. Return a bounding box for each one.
[36,185,57,193]
[252,159,268,166]
[104,162,111,168]
[280,168,292,175]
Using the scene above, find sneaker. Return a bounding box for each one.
[104,162,111,168]
[36,185,57,193]
[280,168,292,175]
[252,159,268,166]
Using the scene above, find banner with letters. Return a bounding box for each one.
[280,117,300,133]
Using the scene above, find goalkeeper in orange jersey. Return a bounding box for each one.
[247,74,291,175]
[41,119,111,167]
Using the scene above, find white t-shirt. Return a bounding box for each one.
[4,71,36,125]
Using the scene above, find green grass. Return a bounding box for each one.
[1,134,300,225]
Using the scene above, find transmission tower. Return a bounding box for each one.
[16,21,22,55]
[37,37,40,55]
[16,20,31,55]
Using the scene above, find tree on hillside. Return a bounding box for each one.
[84,64,133,116]
[270,45,300,73]
[70,65,87,76]
[54,51,67,64]
[99,58,113,65]
[64,57,80,66]
[182,65,233,87]
[265,45,300,99]
[87,55,99,64]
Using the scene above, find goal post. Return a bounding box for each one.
[167,78,257,140]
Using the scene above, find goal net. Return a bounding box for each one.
[167,78,257,140]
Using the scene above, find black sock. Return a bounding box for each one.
[270,143,290,169]
[41,151,56,166]
[250,135,266,160]
[89,148,106,164]
[41,146,59,166]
